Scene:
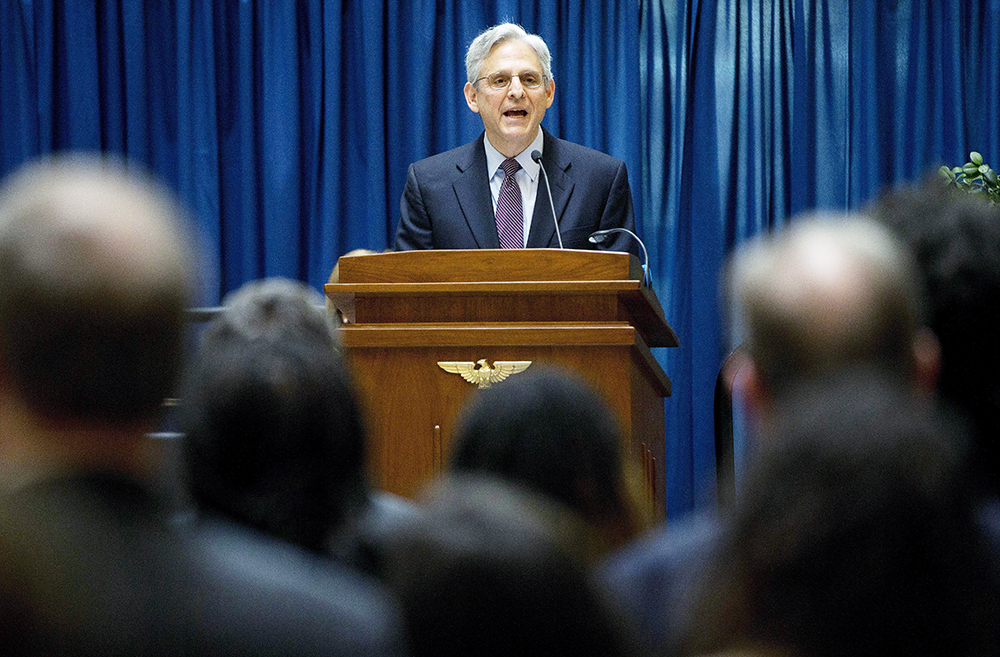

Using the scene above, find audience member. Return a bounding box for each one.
[601,213,935,654]
[870,183,1000,495]
[325,247,383,326]
[0,156,404,655]
[723,212,938,425]
[178,276,419,576]
[450,366,650,557]
[383,475,647,657]
[678,368,999,657]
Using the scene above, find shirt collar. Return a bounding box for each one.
[484,128,544,183]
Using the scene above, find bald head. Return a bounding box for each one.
[728,214,923,395]
[0,155,193,426]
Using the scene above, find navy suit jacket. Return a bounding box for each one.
[0,472,406,656]
[393,130,639,257]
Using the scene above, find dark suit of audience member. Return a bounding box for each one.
[393,23,638,256]
[679,369,1000,657]
[382,476,647,657]
[450,366,650,558]
[0,157,404,655]
[602,214,938,654]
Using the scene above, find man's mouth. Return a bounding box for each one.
[503,109,529,118]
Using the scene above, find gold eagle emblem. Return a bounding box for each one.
[437,359,532,388]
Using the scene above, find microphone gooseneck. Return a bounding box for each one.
[531,150,564,249]
[588,228,651,287]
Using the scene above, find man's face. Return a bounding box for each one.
[464,40,555,158]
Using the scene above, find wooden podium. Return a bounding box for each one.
[325,249,678,517]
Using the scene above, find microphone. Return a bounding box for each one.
[588,228,651,287]
[531,150,563,249]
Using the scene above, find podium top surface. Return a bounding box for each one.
[336,248,645,283]
[328,249,678,348]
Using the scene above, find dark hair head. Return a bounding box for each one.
[449,366,638,546]
[684,367,998,657]
[0,155,193,426]
[178,278,366,552]
[871,182,1000,491]
[384,475,644,657]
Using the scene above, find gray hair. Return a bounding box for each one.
[465,23,553,86]
[726,213,922,393]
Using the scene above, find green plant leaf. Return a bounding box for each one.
[971,152,984,166]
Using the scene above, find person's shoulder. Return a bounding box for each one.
[190,516,406,655]
[602,510,722,588]
[599,511,723,654]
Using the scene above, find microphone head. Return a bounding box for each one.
[530,150,543,163]
[587,229,612,244]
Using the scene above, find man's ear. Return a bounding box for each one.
[464,82,480,114]
[912,328,941,395]
[740,360,774,436]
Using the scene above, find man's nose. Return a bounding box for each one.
[508,76,526,97]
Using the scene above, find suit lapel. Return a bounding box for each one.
[453,136,500,249]
[526,131,573,248]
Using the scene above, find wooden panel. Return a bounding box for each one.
[341,324,637,348]
[351,291,622,325]
[337,248,643,283]
[630,353,668,517]
[332,281,640,295]
[328,284,677,347]
[346,342,653,501]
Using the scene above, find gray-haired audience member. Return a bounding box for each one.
[178,277,419,577]
[383,475,647,657]
[601,213,939,655]
[725,213,939,425]
[0,156,404,655]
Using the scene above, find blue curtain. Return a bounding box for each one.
[2,0,998,518]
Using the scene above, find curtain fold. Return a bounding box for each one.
[1,0,998,517]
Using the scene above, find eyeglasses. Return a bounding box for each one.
[475,70,546,90]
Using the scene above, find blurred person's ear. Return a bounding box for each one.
[740,359,773,439]
[912,328,941,396]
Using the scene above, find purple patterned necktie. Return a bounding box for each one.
[495,158,523,249]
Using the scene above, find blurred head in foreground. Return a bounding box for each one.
[450,366,649,553]
[726,213,938,428]
[871,182,1000,494]
[0,154,193,481]
[383,475,645,657]
[179,277,367,554]
[681,367,998,657]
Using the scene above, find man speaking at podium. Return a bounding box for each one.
[393,23,639,256]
